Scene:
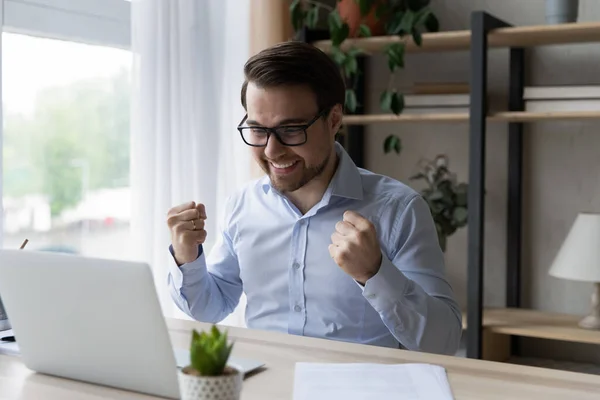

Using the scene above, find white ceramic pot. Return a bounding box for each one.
[178,366,243,400]
[545,0,579,24]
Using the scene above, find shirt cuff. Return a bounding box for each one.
[167,244,205,289]
[361,251,409,313]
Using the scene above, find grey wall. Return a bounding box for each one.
[364,0,600,362]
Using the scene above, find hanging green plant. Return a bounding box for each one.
[289,0,440,157]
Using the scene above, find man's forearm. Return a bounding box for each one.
[362,255,462,355]
[167,245,241,323]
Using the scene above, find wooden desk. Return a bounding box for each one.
[1,317,600,399]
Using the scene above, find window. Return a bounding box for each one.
[1,0,132,259]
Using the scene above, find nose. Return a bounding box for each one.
[263,132,286,160]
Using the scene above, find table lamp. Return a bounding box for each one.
[548,212,600,330]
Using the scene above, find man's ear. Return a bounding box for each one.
[329,104,343,137]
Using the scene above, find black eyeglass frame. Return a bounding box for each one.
[236,109,329,147]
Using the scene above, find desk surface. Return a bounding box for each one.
[1,318,600,399]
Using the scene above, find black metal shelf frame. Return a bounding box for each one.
[466,11,524,359]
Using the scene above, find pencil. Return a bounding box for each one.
[19,239,28,250]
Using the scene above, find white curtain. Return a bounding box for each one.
[129,0,250,325]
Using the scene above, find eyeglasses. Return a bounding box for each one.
[237,110,328,147]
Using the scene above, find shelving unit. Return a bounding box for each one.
[301,11,600,361]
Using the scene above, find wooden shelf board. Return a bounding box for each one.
[490,111,600,122]
[463,308,600,346]
[343,113,469,124]
[342,110,600,125]
[313,21,600,54]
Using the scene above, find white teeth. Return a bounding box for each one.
[271,161,296,169]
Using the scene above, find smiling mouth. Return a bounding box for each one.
[269,160,300,174]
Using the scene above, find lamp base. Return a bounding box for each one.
[579,282,600,330]
[578,315,600,330]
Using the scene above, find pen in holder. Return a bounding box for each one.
[0,239,28,331]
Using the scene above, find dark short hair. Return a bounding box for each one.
[240,41,345,113]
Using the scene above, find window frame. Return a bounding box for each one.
[3,0,130,49]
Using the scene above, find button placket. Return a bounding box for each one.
[287,218,308,335]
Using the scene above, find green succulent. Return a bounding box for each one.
[188,325,234,377]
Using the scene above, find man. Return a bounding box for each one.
[166,41,462,355]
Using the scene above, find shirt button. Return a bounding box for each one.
[293,262,300,270]
[294,305,302,312]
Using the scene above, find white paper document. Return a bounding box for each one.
[293,362,455,400]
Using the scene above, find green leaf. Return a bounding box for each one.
[399,10,415,33]
[345,89,357,113]
[330,46,346,66]
[290,0,306,31]
[383,134,402,154]
[192,329,201,343]
[385,42,405,72]
[412,29,422,46]
[425,13,440,32]
[414,8,432,27]
[358,24,372,37]
[344,54,358,77]
[453,207,468,225]
[455,183,468,206]
[306,5,320,29]
[329,12,350,47]
[328,9,342,28]
[380,90,393,112]
[386,12,404,35]
[390,92,405,115]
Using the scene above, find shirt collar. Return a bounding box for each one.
[328,141,363,200]
[261,142,363,201]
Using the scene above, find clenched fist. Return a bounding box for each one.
[329,211,382,285]
[167,201,207,265]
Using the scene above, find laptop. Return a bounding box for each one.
[0,249,263,398]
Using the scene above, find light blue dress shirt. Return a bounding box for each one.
[168,142,462,355]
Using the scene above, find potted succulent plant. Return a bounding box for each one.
[409,155,468,252]
[178,325,242,400]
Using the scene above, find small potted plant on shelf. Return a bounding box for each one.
[409,155,468,252]
[178,325,242,400]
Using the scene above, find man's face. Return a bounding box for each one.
[243,82,340,193]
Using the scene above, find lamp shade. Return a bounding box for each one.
[549,212,600,282]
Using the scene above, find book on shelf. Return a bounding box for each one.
[525,99,600,112]
[404,93,469,108]
[524,85,600,100]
